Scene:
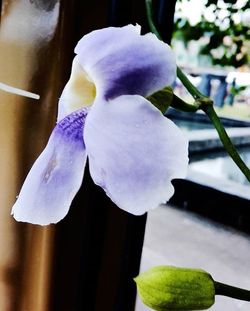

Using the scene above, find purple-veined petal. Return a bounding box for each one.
[75,25,176,100]
[12,108,88,225]
[84,95,188,215]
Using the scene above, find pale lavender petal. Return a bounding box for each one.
[12,109,88,225]
[75,25,141,69]
[84,96,188,215]
[75,25,176,99]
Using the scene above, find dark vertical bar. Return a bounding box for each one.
[108,0,149,31]
[50,1,147,311]
[156,0,177,44]
[108,0,133,26]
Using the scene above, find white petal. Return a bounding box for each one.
[84,95,188,215]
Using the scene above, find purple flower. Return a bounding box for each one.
[12,25,188,225]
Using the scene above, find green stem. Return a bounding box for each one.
[146,0,202,100]
[172,94,200,112]
[146,0,203,100]
[145,0,250,182]
[176,67,204,100]
[215,281,250,301]
[145,0,161,40]
[203,105,250,182]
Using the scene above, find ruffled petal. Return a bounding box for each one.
[75,25,176,100]
[12,109,88,225]
[84,95,188,215]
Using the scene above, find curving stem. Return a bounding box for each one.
[145,0,250,182]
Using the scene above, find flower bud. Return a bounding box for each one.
[134,266,215,311]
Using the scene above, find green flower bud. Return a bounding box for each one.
[134,266,215,311]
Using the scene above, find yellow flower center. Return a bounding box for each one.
[62,57,96,114]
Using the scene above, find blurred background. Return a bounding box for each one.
[174,0,250,113]
[137,0,250,310]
